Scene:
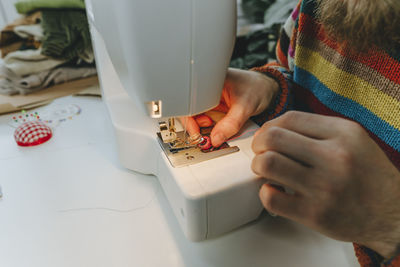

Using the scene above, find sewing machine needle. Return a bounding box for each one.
[183,116,188,145]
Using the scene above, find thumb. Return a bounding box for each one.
[210,104,250,147]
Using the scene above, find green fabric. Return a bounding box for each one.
[15,0,85,14]
[41,10,92,61]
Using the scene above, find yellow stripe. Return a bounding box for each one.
[295,45,400,130]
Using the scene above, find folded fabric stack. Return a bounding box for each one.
[0,0,97,95]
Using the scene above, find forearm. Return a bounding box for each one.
[355,243,400,267]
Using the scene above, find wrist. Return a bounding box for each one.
[253,71,279,110]
[251,68,279,99]
[250,66,291,121]
[261,74,280,103]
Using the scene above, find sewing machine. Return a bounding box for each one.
[86,0,264,241]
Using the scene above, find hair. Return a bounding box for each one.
[315,0,400,52]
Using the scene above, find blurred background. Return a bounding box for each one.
[234,0,297,69]
[0,0,19,27]
[0,0,297,101]
[0,0,96,101]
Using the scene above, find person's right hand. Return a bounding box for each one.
[181,68,279,147]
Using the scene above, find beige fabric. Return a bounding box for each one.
[0,76,99,114]
[3,48,65,76]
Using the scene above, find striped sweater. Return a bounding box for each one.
[253,0,400,266]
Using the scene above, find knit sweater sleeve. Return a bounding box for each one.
[251,1,400,266]
[250,0,302,125]
[354,244,400,267]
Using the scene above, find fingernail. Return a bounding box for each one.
[212,133,225,147]
[259,184,267,198]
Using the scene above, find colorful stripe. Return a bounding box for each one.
[294,66,400,152]
[255,1,400,264]
[295,45,400,131]
[353,244,384,267]
[297,13,400,84]
[297,34,400,102]
[290,2,300,20]
[276,35,289,68]
[252,64,291,121]
[384,253,400,267]
[293,84,400,169]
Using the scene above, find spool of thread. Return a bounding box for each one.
[198,136,212,150]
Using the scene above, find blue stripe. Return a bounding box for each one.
[294,66,400,152]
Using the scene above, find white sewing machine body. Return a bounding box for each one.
[87,0,264,241]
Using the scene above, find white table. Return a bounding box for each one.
[0,96,359,267]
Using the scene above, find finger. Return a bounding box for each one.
[179,117,199,137]
[265,111,348,140]
[252,126,321,166]
[210,104,250,147]
[213,104,229,113]
[213,98,229,113]
[204,110,225,123]
[194,114,213,128]
[252,151,311,195]
[259,183,304,220]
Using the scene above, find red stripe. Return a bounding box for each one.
[353,244,375,267]
[386,253,400,267]
[251,64,289,121]
[289,27,298,57]
[294,85,400,170]
[276,39,289,68]
[297,13,400,85]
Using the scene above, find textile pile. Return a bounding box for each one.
[231,0,297,69]
[0,0,97,95]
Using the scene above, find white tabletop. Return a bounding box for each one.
[0,96,359,267]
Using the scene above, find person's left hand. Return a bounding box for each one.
[251,111,400,259]
[180,68,279,146]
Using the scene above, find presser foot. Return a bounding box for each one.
[157,131,239,168]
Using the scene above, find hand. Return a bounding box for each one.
[181,68,279,147]
[251,111,400,259]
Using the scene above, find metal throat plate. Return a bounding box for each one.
[157,132,239,168]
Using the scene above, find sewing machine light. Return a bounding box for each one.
[152,104,159,112]
[148,100,162,118]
